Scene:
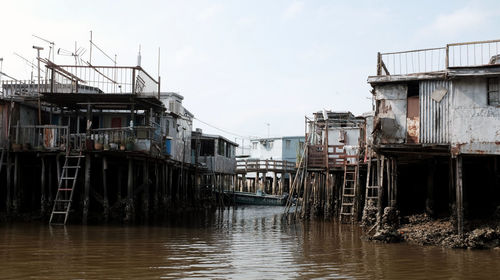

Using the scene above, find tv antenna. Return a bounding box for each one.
[32,34,55,62]
[57,42,87,66]
[89,31,116,66]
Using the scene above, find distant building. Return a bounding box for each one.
[249,136,305,162]
[160,92,193,163]
[191,129,238,174]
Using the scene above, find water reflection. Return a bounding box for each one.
[0,206,499,279]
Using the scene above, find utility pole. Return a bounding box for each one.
[0,58,3,96]
[33,46,44,125]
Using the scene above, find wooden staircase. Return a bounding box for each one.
[49,152,84,225]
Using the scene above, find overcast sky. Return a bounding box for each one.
[1,0,499,144]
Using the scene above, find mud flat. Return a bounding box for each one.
[368,212,500,250]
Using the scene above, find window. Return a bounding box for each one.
[488,78,500,106]
[200,139,215,156]
[299,141,304,151]
[285,140,291,149]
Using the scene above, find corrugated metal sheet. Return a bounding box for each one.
[419,80,452,144]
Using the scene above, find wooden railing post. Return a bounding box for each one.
[445,44,449,69]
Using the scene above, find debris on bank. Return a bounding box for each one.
[368,213,500,249]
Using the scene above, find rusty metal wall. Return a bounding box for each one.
[419,80,452,144]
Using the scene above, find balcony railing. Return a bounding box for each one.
[9,125,68,150]
[377,39,500,76]
[236,159,296,173]
[45,62,159,97]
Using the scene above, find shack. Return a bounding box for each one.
[191,129,238,205]
[367,39,500,235]
[0,50,210,224]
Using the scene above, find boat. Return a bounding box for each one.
[227,190,289,206]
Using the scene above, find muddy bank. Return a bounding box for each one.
[366,211,500,249]
[399,214,500,249]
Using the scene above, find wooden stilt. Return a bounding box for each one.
[125,158,134,222]
[117,166,123,206]
[377,155,385,218]
[255,172,259,193]
[143,161,149,220]
[83,154,91,223]
[12,153,19,214]
[272,172,277,195]
[426,159,436,217]
[154,163,159,212]
[48,158,53,205]
[41,156,46,216]
[456,155,464,236]
[102,156,109,221]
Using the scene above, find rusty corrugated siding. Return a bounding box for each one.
[419,80,452,144]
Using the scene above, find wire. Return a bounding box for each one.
[193,116,260,140]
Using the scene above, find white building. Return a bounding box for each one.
[249,136,305,162]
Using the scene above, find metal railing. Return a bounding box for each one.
[377,39,500,76]
[448,39,500,68]
[9,124,68,150]
[236,159,296,172]
[45,64,159,97]
[90,125,162,151]
[1,80,50,97]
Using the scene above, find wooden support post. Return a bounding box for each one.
[456,156,464,236]
[272,172,277,195]
[280,173,285,195]
[163,164,169,208]
[426,159,436,217]
[154,163,159,212]
[48,158,53,205]
[125,158,134,222]
[117,166,123,205]
[83,154,91,224]
[392,158,398,207]
[242,174,247,192]
[56,154,61,187]
[377,155,385,218]
[102,156,109,221]
[41,156,46,216]
[288,173,293,194]
[448,158,455,216]
[168,165,173,204]
[12,153,19,214]
[143,161,150,220]
[255,172,259,193]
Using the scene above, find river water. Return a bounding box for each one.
[1,206,499,279]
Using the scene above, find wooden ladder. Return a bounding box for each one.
[49,152,84,225]
[364,154,382,211]
[340,163,358,223]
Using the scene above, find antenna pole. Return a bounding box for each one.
[0,58,3,96]
[33,46,44,125]
[89,30,93,64]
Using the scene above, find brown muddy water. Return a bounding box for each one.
[1,206,499,279]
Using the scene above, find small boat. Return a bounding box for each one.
[228,190,288,206]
